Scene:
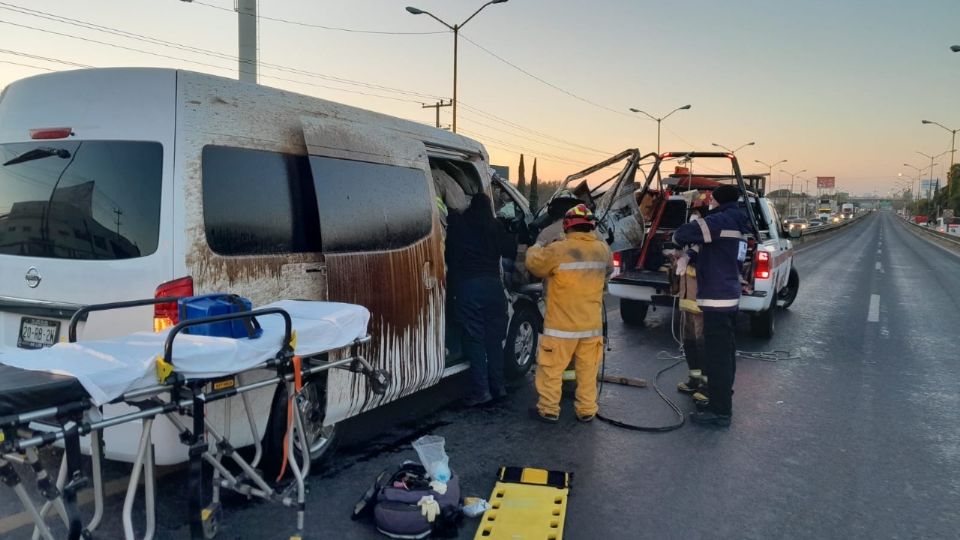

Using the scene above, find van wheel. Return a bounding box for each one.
[750,308,775,339]
[777,268,800,309]
[504,305,540,379]
[261,378,338,481]
[620,299,649,325]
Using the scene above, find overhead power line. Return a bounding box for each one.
[0,58,55,71]
[189,0,447,35]
[0,47,91,68]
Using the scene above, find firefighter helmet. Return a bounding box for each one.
[562,203,596,231]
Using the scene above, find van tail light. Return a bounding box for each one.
[154,276,193,332]
[754,251,771,280]
[612,251,622,277]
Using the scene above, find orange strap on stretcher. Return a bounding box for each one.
[276,355,303,483]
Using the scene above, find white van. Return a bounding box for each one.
[0,68,540,469]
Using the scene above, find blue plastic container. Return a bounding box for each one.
[178,294,262,339]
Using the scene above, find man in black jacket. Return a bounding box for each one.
[672,185,752,427]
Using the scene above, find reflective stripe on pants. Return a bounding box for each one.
[535,335,603,417]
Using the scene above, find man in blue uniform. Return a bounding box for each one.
[672,184,752,427]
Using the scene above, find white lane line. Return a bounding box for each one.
[877,249,882,255]
[867,294,880,322]
[875,261,882,271]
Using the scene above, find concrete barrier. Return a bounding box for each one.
[793,211,868,244]
[901,217,960,252]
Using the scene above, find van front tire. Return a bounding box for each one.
[504,305,540,379]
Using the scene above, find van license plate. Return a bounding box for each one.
[17,317,60,349]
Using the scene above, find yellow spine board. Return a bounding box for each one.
[473,482,569,539]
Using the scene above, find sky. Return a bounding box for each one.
[0,0,957,196]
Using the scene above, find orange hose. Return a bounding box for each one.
[276,356,303,483]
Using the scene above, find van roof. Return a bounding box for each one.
[1,68,488,158]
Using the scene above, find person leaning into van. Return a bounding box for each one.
[525,204,613,423]
[446,193,517,406]
[672,184,751,427]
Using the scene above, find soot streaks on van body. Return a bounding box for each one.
[324,222,446,424]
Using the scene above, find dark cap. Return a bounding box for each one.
[712,184,740,204]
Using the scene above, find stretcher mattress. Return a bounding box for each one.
[0,364,88,417]
[0,300,369,408]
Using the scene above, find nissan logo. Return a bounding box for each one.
[25,267,41,288]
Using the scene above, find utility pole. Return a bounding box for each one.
[113,207,123,238]
[238,0,257,83]
[422,100,452,128]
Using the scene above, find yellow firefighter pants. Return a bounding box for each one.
[535,335,604,417]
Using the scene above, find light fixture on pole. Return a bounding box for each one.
[628,104,692,154]
[903,163,923,202]
[755,159,787,193]
[711,141,755,154]
[921,119,957,182]
[917,150,950,200]
[405,0,509,133]
[952,45,960,52]
[780,168,807,216]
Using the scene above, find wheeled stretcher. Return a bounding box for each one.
[0,297,389,540]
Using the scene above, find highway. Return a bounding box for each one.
[3,211,959,539]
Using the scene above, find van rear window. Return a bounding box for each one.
[0,141,162,260]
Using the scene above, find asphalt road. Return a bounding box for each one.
[3,210,959,539]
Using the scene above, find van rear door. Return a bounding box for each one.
[300,116,445,424]
[0,69,176,350]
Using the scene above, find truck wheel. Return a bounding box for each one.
[261,378,338,482]
[504,305,540,379]
[777,268,800,309]
[620,299,649,325]
[750,308,775,339]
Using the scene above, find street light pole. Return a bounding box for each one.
[755,158,787,195]
[711,141,755,154]
[917,150,950,200]
[903,163,923,202]
[921,120,957,192]
[780,168,807,216]
[628,104,692,154]
[406,1,508,133]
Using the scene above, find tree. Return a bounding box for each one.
[529,158,539,212]
[949,164,960,213]
[517,154,526,196]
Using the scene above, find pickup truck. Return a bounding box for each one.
[607,152,801,338]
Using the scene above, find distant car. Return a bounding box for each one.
[807,219,823,227]
[786,218,808,230]
[783,214,800,225]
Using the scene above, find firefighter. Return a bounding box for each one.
[672,184,751,427]
[526,204,613,423]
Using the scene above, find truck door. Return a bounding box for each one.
[300,116,445,424]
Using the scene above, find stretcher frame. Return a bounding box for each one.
[0,297,386,540]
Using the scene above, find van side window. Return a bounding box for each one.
[309,156,432,253]
[202,146,321,255]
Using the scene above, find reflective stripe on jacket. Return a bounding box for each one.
[526,231,613,337]
[672,201,752,311]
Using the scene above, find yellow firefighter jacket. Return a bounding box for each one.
[526,231,613,338]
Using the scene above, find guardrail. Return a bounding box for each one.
[901,217,960,249]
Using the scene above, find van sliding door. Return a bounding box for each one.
[300,116,445,425]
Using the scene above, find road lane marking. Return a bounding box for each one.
[867,294,880,322]
[877,249,882,255]
[875,261,882,271]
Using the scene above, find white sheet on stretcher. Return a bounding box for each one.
[0,300,369,406]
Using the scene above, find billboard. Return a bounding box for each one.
[817,176,835,189]
[491,165,510,180]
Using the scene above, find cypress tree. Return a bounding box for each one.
[529,158,540,211]
[517,154,526,195]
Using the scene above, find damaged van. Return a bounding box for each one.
[0,68,537,469]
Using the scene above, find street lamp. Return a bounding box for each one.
[780,168,807,216]
[952,45,960,52]
[921,119,957,179]
[628,104,692,154]
[917,150,950,199]
[903,163,923,202]
[405,0,508,133]
[755,158,787,193]
[711,141,755,154]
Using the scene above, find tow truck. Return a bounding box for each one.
[607,152,801,338]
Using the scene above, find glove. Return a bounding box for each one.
[418,495,440,523]
[429,480,448,495]
[675,253,689,276]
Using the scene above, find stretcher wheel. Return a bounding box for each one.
[201,502,222,539]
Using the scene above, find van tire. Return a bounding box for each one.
[504,305,540,379]
[261,378,338,482]
[620,299,649,325]
[777,268,800,309]
[750,308,775,339]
